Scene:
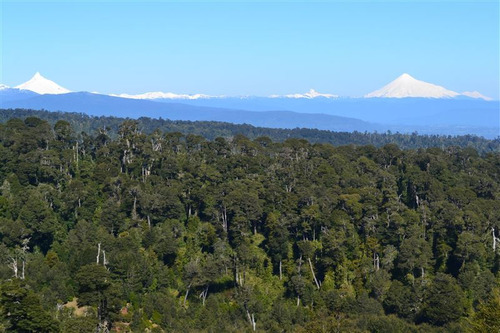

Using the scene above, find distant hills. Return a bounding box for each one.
[1,72,498,138]
[1,108,498,154]
[0,91,378,133]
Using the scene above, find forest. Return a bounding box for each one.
[0,116,499,332]
[2,108,499,153]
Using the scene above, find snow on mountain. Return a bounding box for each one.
[7,72,494,101]
[461,91,493,101]
[270,89,338,99]
[110,91,215,100]
[365,73,460,99]
[114,88,339,100]
[15,72,71,95]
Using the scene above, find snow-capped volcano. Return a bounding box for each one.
[270,89,338,99]
[15,72,70,95]
[365,73,460,99]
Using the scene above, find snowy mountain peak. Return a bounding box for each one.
[270,89,338,99]
[365,73,460,99]
[461,91,493,101]
[15,72,71,95]
[110,91,216,100]
[0,84,10,90]
[398,73,413,80]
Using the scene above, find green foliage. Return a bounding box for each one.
[0,279,60,332]
[2,108,499,153]
[421,273,467,326]
[0,116,498,331]
[468,289,500,333]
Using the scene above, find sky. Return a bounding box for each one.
[1,1,499,98]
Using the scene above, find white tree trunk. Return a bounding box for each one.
[308,258,320,290]
[96,243,101,264]
[374,253,380,271]
[8,257,18,278]
[492,227,499,252]
[132,195,137,220]
[184,282,192,306]
[102,250,108,267]
[246,310,256,331]
[200,286,209,306]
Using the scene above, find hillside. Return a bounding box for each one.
[0,116,499,332]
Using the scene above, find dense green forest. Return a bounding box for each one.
[2,108,499,153]
[0,116,499,332]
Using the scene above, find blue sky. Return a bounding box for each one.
[1,1,499,98]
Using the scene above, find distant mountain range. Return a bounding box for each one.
[1,72,494,100]
[0,73,498,138]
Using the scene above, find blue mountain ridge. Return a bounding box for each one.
[1,89,498,138]
[0,91,379,133]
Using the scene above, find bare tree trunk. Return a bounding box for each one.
[184,282,192,306]
[493,228,496,251]
[308,258,320,290]
[132,195,137,220]
[235,265,239,286]
[8,257,18,278]
[96,243,101,264]
[200,285,209,306]
[103,250,108,267]
[374,253,380,271]
[21,260,25,280]
[492,227,499,252]
[279,260,282,280]
[222,206,228,233]
[246,310,256,331]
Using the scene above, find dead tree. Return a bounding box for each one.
[96,243,101,264]
[373,253,380,271]
[246,309,256,331]
[492,228,500,252]
[8,257,18,278]
[308,258,320,290]
[20,238,30,279]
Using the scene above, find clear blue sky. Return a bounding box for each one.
[1,1,499,98]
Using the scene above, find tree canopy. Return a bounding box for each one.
[0,116,499,332]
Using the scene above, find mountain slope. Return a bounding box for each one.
[0,87,40,102]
